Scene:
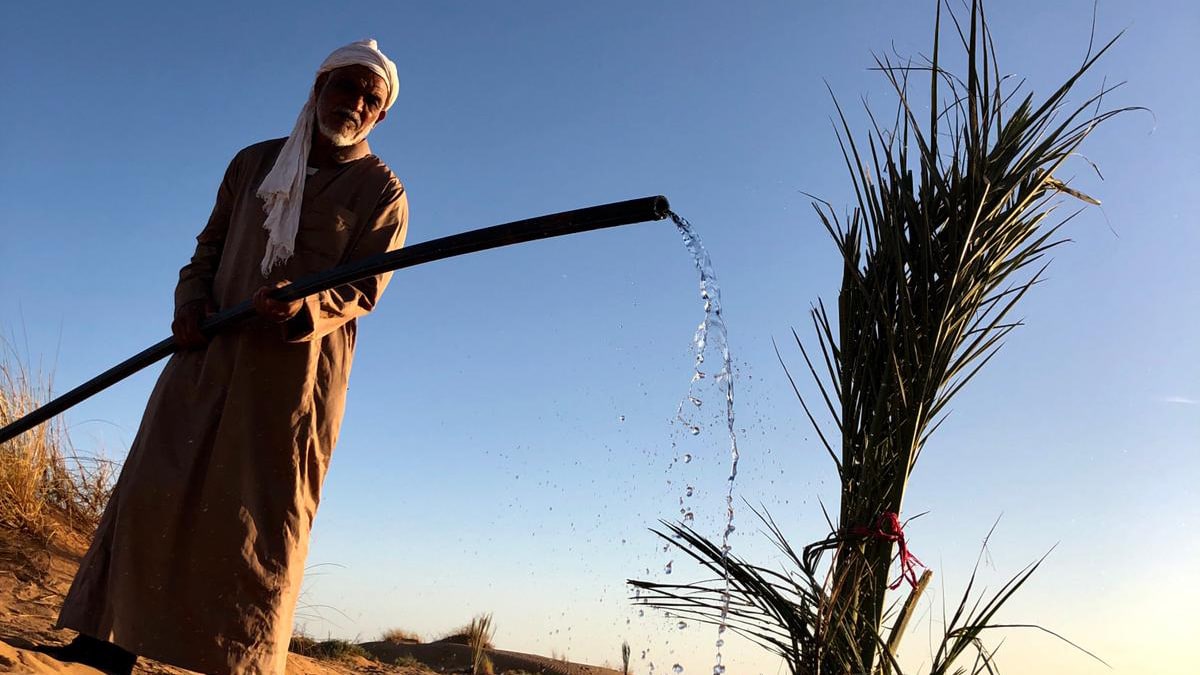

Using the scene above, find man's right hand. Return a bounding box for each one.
[172,299,216,349]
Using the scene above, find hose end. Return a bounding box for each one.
[650,195,672,219]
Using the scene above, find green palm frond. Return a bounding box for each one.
[629,509,831,674]
[632,1,1130,673]
[801,1,1131,667]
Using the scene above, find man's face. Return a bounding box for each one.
[314,65,389,147]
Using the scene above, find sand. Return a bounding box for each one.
[0,515,622,675]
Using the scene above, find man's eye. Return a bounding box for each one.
[367,97,381,108]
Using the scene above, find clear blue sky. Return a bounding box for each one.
[2,1,1196,673]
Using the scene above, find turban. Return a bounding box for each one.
[255,39,400,277]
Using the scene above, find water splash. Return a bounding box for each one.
[670,211,740,670]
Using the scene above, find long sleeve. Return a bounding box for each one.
[282,182,409,343]
[174,154,240,310]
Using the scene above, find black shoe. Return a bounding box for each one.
[34,634,138,675]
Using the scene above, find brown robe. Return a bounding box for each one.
[57,138,409,674]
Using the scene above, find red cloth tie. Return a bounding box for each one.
[849,511,925,590]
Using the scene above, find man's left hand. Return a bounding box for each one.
[253,281,303,323]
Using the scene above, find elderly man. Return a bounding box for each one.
[40,39,408,675]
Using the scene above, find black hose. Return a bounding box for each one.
[0,195,671,444]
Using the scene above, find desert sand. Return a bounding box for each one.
[0,514,622,675]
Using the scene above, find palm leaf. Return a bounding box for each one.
[632,1,1129,672]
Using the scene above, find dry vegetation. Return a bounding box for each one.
[0,339,113,542]
[381,627,424,644]
[289,633,371,662]
[467,614,496,675]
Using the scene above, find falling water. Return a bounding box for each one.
[670,211,739,674]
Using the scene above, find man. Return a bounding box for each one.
[40,39,408,675]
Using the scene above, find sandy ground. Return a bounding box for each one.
[0,517,621,675]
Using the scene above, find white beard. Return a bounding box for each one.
[317,114,374,148]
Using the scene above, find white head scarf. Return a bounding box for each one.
[255,39,400,276]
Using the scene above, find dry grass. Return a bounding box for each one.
[467,614,495,675]
[288,633,371,661]
[380,627,424,644]
[0,339,113,541]
[387,653,426,669]
[435,624,494,650]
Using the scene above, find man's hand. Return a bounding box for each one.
[253,281,303,323]
[172,299,216,349]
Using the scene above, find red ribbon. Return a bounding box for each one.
[849,511,925,590]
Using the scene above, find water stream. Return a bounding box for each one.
[669,211,739,674]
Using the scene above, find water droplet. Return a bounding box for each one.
[638,610,644,617]
[688,426,700,436]
[674,212,742,654]
[685,486,694,497]
[683,454,692,463]
[716,639,724,648]
[619,415,625,422]
[713,666,725,675]
[677,621,687,630]
[672,665,684,675]
[683,511,694,523]
[689,396,703,407]
[664,561,673,574]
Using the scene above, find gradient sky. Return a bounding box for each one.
[1,1,1197,673]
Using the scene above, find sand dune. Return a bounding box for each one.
[0,517,622,675]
